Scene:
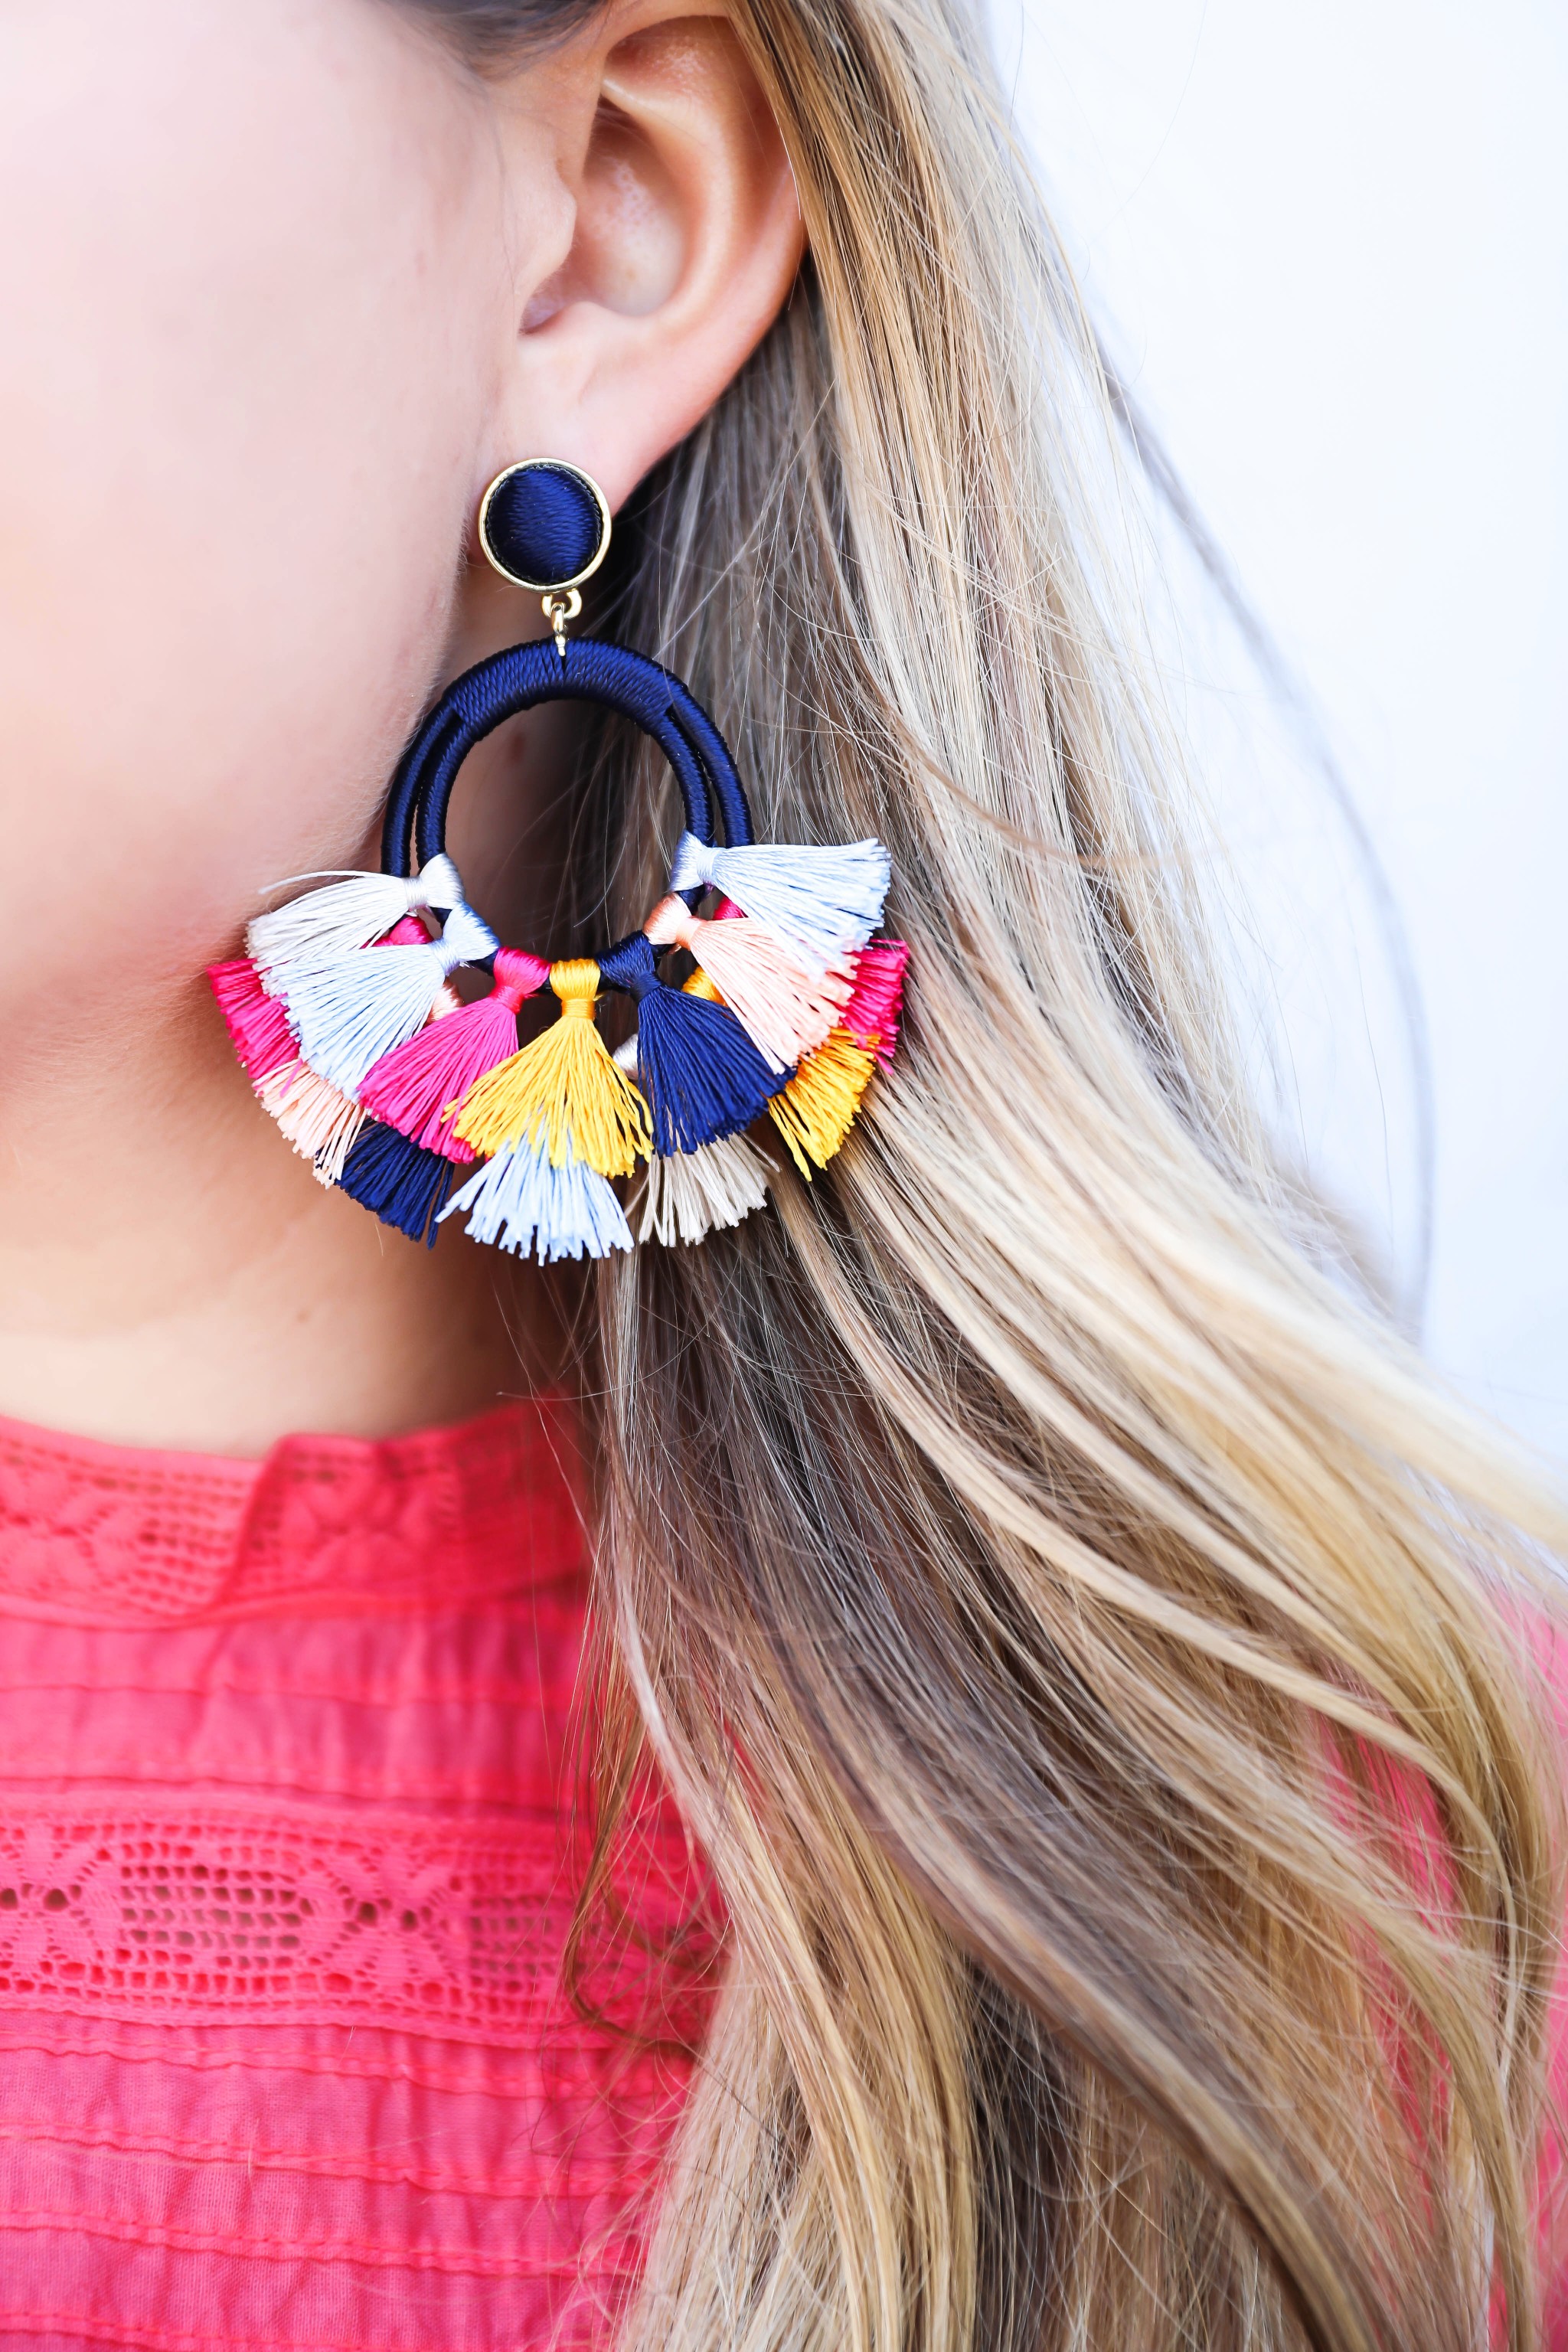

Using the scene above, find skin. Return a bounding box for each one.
[0,0,802,1452]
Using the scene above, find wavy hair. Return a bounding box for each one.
[426,0,1568,2343]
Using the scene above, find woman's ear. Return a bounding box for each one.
[493,2,805,509]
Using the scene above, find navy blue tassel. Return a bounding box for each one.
[635,982,778,1155]
[338,1120,456,1246]
[599,930,776,1155]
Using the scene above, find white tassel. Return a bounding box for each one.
[257,1058,366,1184]
[248,854,464,969]
[273,903,498,1096]
[635,1132,771,1247]
[440,1134,634,1263]
[613,1030,773,1238]
[668,832,890,972]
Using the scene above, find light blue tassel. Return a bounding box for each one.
[249,854,465,969]
[439,1135,634,1263]
[668,832,891,972]
[274,903,498,1096]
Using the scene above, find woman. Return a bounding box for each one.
[0,0,1561,2346]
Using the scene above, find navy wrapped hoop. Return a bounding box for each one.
[380,638,753,913]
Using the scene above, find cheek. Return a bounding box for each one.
[0,0,511,1002]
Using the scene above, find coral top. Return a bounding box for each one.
[0,1403,1563,2350]
[0,1401,707,2352]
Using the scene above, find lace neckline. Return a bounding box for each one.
[0,1399,585,1626]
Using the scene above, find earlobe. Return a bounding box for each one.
[500,8,804,512]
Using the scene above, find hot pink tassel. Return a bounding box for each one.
[840,939,909,1067]
[207,958,297,1085]
[380,913,434,947]
[358,945,550,1160]
[644,895,850,1071]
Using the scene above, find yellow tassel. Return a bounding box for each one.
[682,969,723,1002]
[768,1027,877,1180]
[450,958,652,1177]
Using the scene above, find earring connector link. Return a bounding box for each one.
[542,588,582,659]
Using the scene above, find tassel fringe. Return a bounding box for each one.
[841,939,909,1067]
[228,841,904,1250]
[271,904,498,1099]
[276,942,450,1097]
[450,959,651,1178]
[337,1121,456,1245]
[632,980,778,1156]
[248,855,463,969]
[644,896,845,1068]
[440,1135,634,1262]
[360,947,549,1160]
[253,908,431,1003]
[207,958,296,1085]
[636,1132,771,1247]
[669,831,891,972]
[769,1028,877,1178]
[257,1059,367,1185]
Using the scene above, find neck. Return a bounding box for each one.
[0,595,586,1459]
[0,972,556,1456]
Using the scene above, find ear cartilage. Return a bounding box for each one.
[214,468,904,1258]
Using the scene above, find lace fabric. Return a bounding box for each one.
[0,1403,583,1624]
[0,1402,709,2351]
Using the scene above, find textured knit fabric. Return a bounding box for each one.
[0,1401,710,2352]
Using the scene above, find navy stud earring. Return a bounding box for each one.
[215,452,901,1263]
[477,459,612,656]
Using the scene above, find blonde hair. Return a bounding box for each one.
[438,0,1568,2341]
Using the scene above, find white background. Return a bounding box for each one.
[989,0,1568,1459]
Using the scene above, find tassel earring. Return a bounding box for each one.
[213,457,909,1260]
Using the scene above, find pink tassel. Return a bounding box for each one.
[260,981,466,1183]
[644,894,850,1072]
[207,958,297,1085]
[258,1058,366,1183]
[840,939,909,1067]
[359,946,550,1161]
